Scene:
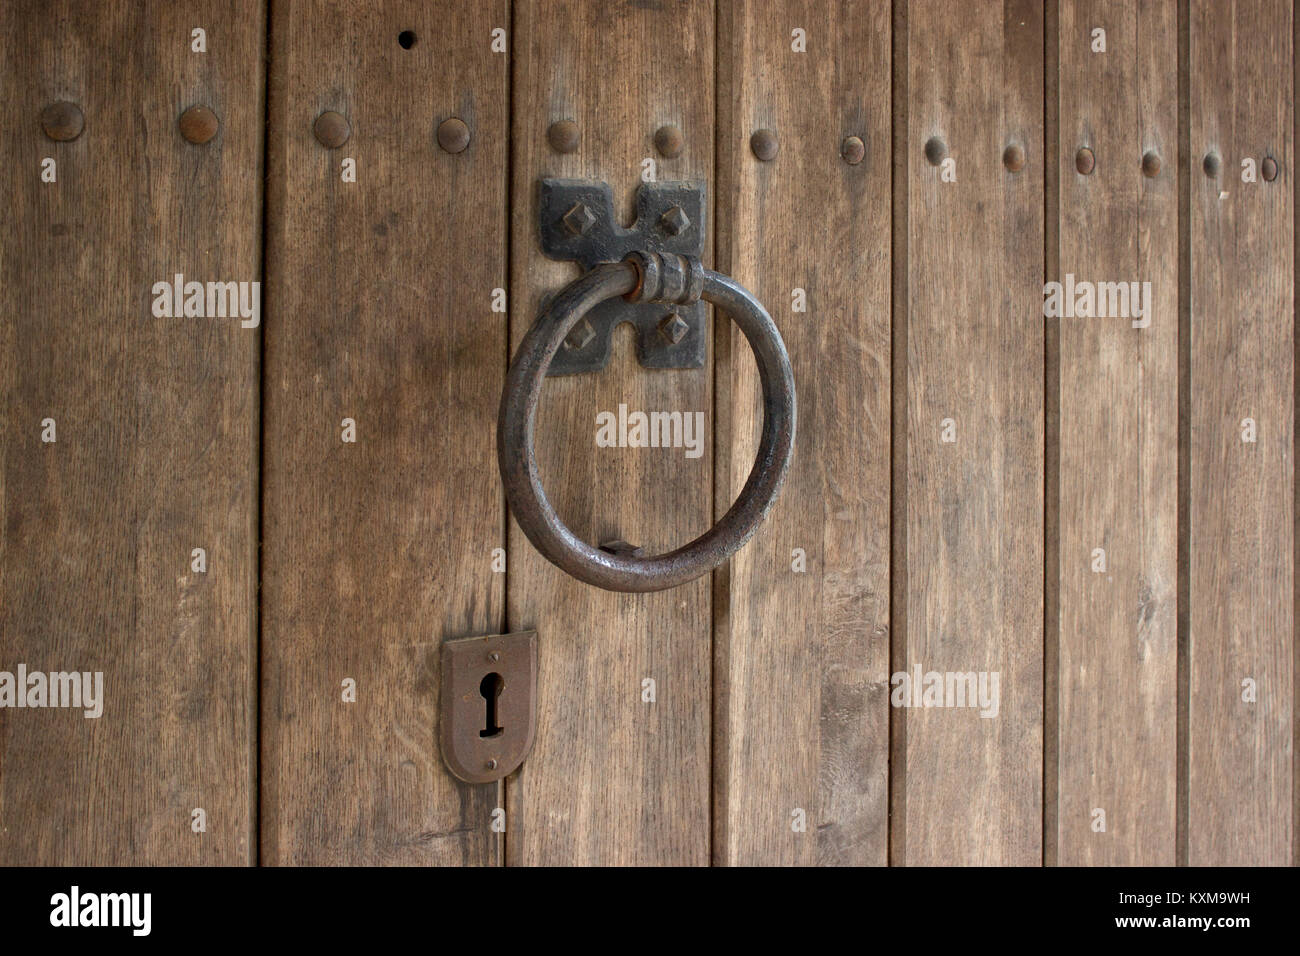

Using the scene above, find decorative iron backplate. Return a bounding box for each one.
[538,178,707,375]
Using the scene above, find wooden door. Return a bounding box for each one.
[2,0,262,865]
[1,0,1294,868]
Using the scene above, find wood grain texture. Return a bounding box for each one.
[260,0,507,865]
[900,0,1044,866]
[1055,0,1178,865]
[713,0,891,866]
[0,0,261,864]
[506,0,713,866]
[4,0,1298,869]
[1187,0,1294,865]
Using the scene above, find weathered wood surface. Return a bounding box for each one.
[1054,0,1179,865]
[1187,0,1294,866]
[0,0,262,864]
[899,0,1045,866]
[714,0,892,866]
[505,0,714,866]
[1,0,1295,868]
[260,0,507,865]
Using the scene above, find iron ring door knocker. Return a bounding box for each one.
[498,250,796,592]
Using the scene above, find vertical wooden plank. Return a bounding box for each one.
[1188,0,1294,865]
[508,0,713,865]
[902,0,1044,865]
[714,0,891,865]
[261,0,507,865]
[0,0,261,863]
[1055,0,1178,865]
[1041,0,1061,869]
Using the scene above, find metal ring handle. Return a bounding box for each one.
[498,252,796,592]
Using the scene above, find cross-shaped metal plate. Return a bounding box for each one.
[538,178,707,375]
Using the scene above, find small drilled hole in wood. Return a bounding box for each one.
[924,136,946,166]
[398,30,417,49]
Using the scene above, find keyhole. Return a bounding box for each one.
[479,672,504,738]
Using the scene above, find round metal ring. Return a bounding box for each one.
[498,255,796,592]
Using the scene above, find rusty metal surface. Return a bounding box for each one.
[537,178,707,374]
[439,631,538,785]
[499,252,796,592]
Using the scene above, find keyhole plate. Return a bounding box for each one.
[439,630,537,784]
